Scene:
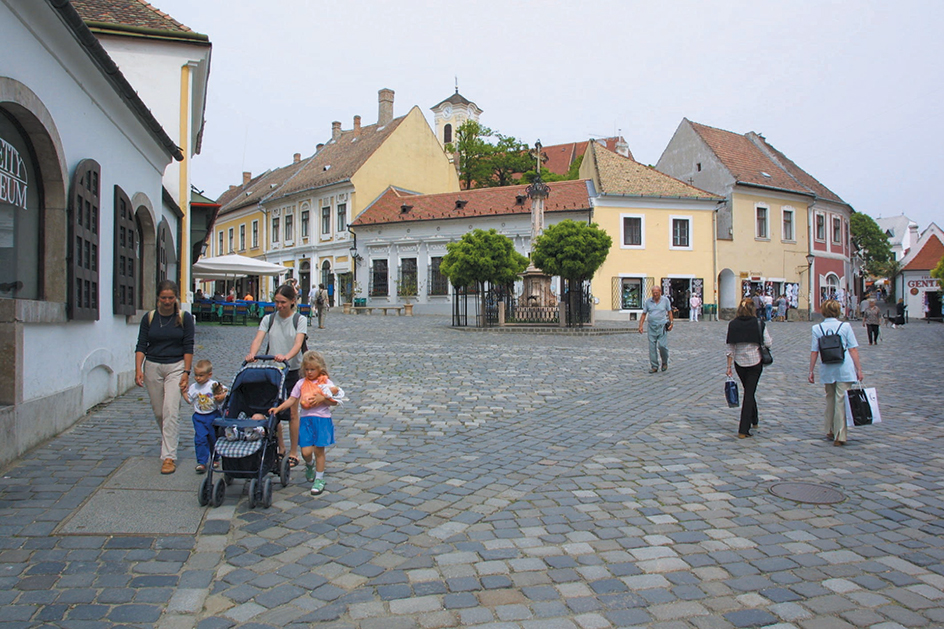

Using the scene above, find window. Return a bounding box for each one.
[322,205,331,236]
[832,216,842,244]
[251,220,258,248]
[239,224,245,250]
[218,231,223,256]
[429,257,449,295]
[337,203,347,233]
[69,159,100,320]
[113,186,136,315]
[671,217,691,249]
[815,213,826,241]
[620,278,644,310]
[370,259,388,296]
[782,208,794,241]
[301,210,309,238]
[444,123,453,144]
[285,214,294,241]
[271,217,279,243]
[228,227,234,253]
[398,258,418,296]
[0,110,42,300]
[755,206,768,239]
[622,215,643,247]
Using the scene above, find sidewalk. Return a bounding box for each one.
[1,316,943,628]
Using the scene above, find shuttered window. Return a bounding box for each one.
[69,159,100,320]
[113,185,136,315]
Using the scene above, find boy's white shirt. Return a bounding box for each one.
[187,380,221,413]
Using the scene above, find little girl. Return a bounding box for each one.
[269,351,343,495]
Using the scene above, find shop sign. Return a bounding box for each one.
[907,278,939,289]
[0,137,27,210]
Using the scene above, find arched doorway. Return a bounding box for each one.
[321,260,334,306]
[821,273,840,305]
[718,268,736,310]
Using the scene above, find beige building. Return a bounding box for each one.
[579,142,723,320]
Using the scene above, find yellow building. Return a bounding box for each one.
[580,142,724,320]
[213,89,459,301]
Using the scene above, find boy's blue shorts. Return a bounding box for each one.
[299,415,335,448]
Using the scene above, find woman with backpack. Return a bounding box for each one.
[808,299,862,446]
[245,283,308,467]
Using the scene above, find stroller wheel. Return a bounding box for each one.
[279,454,291,488]
[211,477,226,508]
[247,478,258,509]
[263,477,273,509]
[197,475,212,507]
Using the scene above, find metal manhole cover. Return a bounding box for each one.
[768,482,845,504]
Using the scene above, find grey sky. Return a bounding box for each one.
[154,0,943,230]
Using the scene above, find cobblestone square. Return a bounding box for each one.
[1,315,942,628]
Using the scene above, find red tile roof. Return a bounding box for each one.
[688,120,847,205]
[903,233,944,271]
[588,142,720,200]
[352,179,592,227]
[72,0,196,34]
[541,138,629,176]
[217,164,306,216]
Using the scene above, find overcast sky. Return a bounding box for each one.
[152,0,943,230]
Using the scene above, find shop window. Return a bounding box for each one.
[0,109,42,300]
[620,278,644,310]
[113,185,136,315]
[69,159,100,320]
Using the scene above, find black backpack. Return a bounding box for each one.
[817,322,845,364]
[265,312,309,356]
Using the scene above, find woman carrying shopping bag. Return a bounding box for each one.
[809,299,863,446]
[725,298,772,439]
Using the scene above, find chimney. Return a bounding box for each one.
[908,222,919,247]
[353,115,361,132]
[378,88,394,126]
[332,121,342,141]
[293,153,301,164]
[316,143,324,153]
[242,171,251,185]
[615,137,630,158]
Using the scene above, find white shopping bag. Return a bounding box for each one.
[845,385,882,427]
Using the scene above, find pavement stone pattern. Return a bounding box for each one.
[1,314,943,629]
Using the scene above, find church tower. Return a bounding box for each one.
[430,88,483,148]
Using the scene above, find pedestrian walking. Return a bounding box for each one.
[314,283,329,329]
[134,280,194,475]
[863,299,881,345]
[752,291,765,321]
[776,294,787,321]
[689,293,702,322]
[246,283,308,468]
[725,298,773,439]
[763,293,773,321]
[268,351,343,496]
[809,299,862,446]
[638,286,673,373]
[183,359,226,473]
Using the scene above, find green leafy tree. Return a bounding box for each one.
[440,229,529,293]
[532,220,612,282]
[482,133,532,187]
[850,213,893,276]
[931,255,944,289]
[446,121,532,189]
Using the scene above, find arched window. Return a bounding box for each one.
[69,159,100,320]
[0,108,43,300]
[113,186,136,315]
[321,259,331,289]
[443,123,452,144]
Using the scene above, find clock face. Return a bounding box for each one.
[442,104,452,118]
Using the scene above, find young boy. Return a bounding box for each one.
[184,359,227,473]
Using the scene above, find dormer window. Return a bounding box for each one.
[761,171,772,178]
[400,204,413,214]
[515,194,526,205]
[455,199,467,209]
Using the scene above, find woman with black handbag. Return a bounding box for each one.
[725,298,773,439]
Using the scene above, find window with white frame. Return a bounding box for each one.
[228,227,234,253]
[832,216,842,244]
[301,210,309,238]
[218,231,223,256]
[670,216,691,249]
[321,205,331,236]
[782,208,794,241]
[755,205,769,239]
[251,220,258,248]
[239,224,246,250]
[285,213,294,242]
[621,215,644,248]
[337,203,347,233]
[815,213,826,241]
[272,217,280,243]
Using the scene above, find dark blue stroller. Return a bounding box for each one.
[198,357,291,509]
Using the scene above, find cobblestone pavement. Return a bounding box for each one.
[2,314,943,629]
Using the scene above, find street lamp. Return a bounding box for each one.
[806,253,815,320]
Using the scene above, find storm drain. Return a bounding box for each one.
[768,481,845,505]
